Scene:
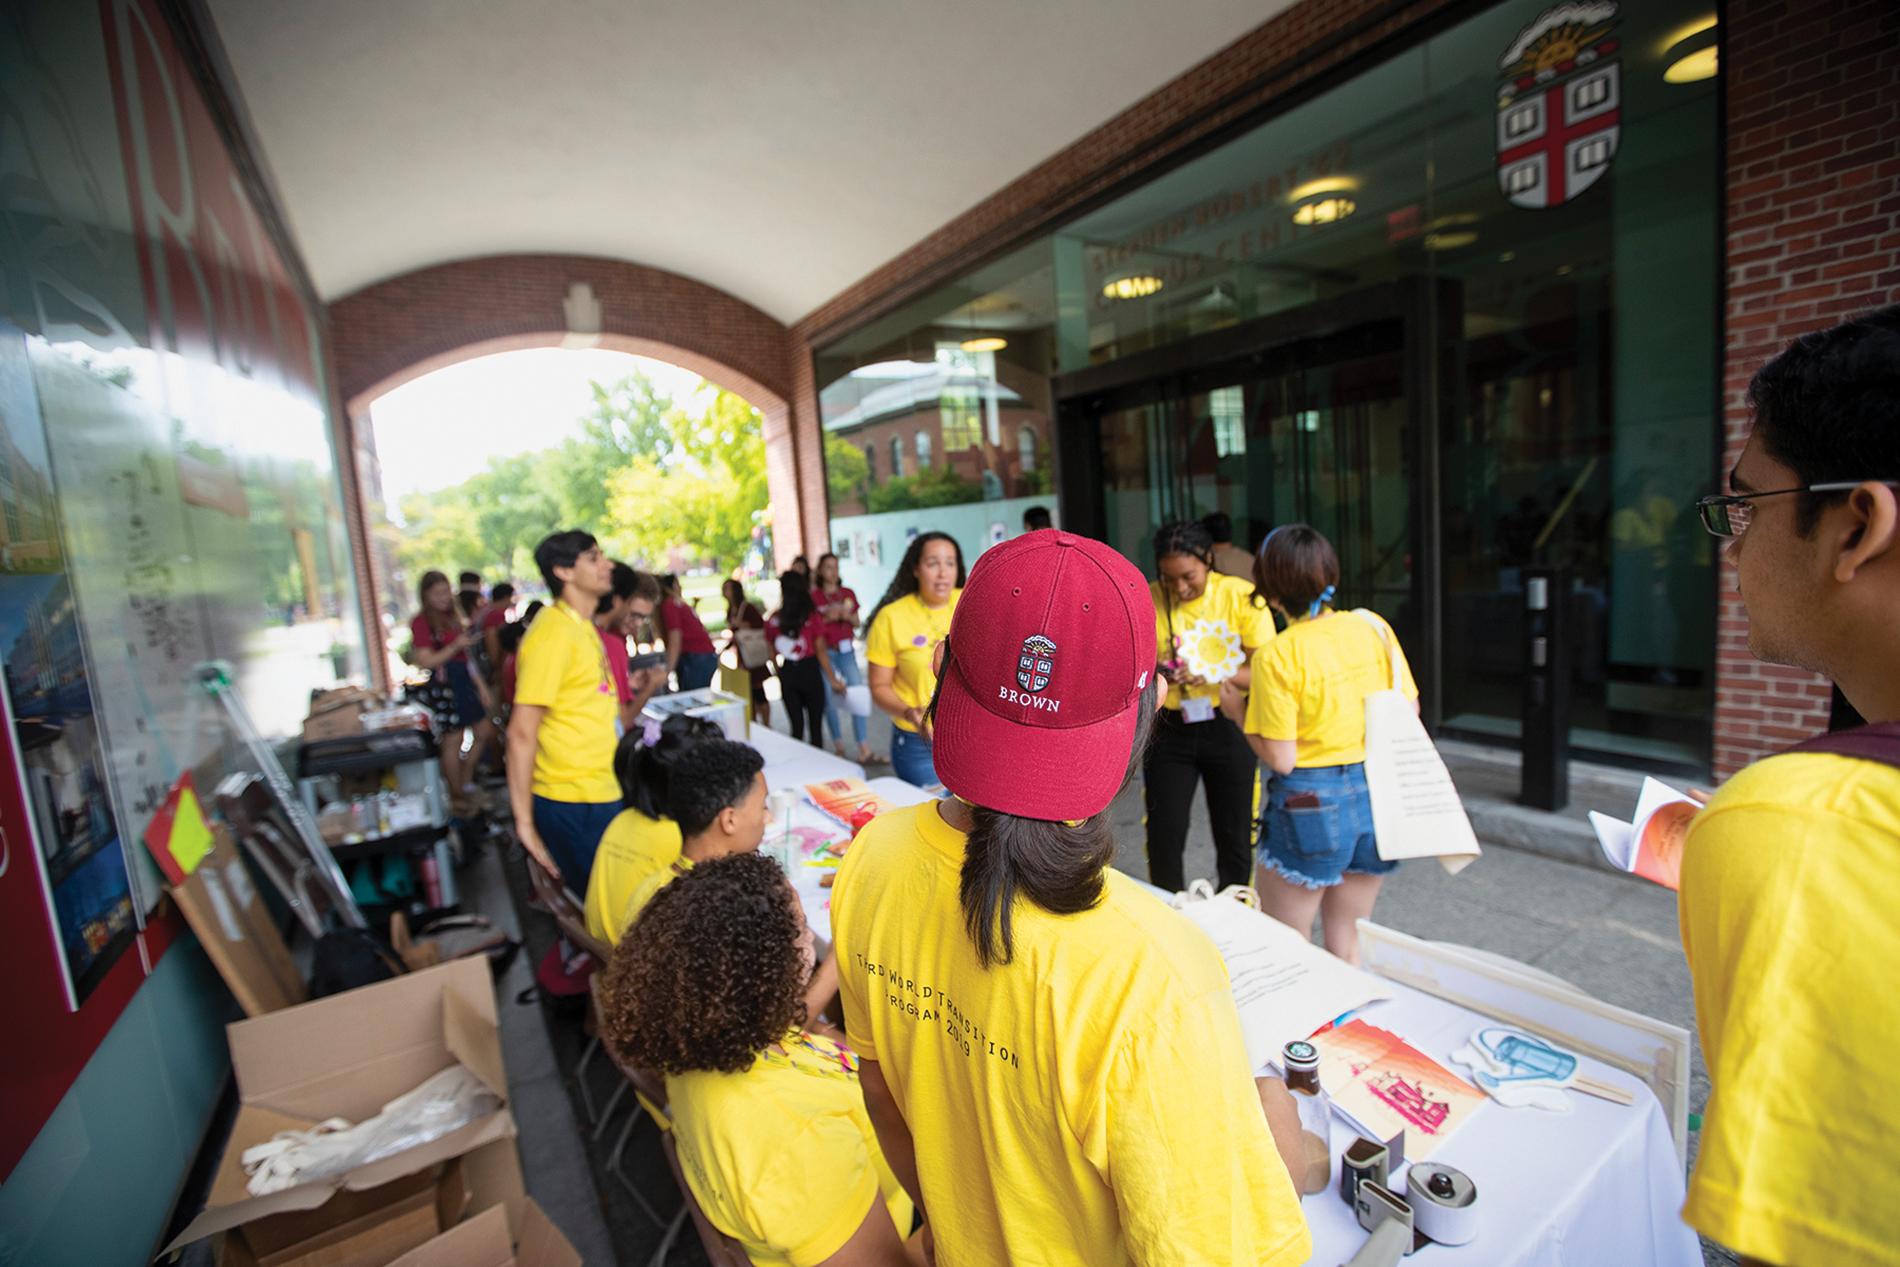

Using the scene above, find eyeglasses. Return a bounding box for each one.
[1695,481,1899,537]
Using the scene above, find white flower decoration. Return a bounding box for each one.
[1177,617,1245,683]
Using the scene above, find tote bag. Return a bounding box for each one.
[735,627,772,669]
[1352,610,1481,874]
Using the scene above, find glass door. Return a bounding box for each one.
[1094,348,1415,637]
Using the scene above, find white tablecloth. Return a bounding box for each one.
[1289,985,1699,1267]
[750,731,938,944]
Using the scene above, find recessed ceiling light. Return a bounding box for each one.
[1290,176,1357,202]
[960,337,1007,353]
[1293,198,1356,226]
[1665,46,1717,82]
[1102,277,1163,300]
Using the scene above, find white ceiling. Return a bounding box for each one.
[206,0,1294,323]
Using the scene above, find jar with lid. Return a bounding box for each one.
[1282,1039,1333,1195]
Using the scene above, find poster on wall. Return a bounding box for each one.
[0,324,136,1008]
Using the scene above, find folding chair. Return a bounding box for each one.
[525,855,622,1126]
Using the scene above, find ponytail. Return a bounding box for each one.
[929,647,1158,968]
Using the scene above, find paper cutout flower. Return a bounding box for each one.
[1178,617,1245,682]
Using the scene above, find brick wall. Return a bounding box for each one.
[1716,0,1900,776]
[329,254,792,414]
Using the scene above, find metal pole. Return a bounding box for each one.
[1519,569,1571,811]
[195,661,367,928]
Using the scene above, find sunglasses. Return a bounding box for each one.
[1695,481,1900,537]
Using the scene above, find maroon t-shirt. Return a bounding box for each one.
[409,613,465,673]
[598,627,633,704]
[813,586,859,648]
[660,595,716,655]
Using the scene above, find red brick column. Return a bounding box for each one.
[1716,0,1900,777]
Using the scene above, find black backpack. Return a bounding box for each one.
[309,927,407,997]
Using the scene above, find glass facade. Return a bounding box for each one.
[818,0,1721,772]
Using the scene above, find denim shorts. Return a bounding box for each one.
[1255,762,1399,889]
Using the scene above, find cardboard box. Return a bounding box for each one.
[169,827,307,1017]
[167,959,524,1255]
[222,1158,469,1267]
[303,703,366,742]
[385,1202,580,1267]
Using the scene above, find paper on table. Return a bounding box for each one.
[1310,1019,1484,1161]
[1174,894,1392,1070]
[1587,777,1697,890]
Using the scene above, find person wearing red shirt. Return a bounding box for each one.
[660,574,718,691]
[595,563,662,731]
[408,569,495,805]
[813,552,872,763]
[765,572,844,748]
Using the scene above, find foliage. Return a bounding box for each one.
[390,368,771,585]
[601,389,767,572]
[824,432,869,505]
[866,463,984,513]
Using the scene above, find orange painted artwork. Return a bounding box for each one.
[1308,1020,1484,1160]
[804,778,903,838]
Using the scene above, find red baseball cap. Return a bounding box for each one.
[932,530,1156,821]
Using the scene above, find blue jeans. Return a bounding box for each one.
[1255,763,1399,889]
[676,651,718,691]
[531,796,621,894]
[888,726,940,789]
[823,647,869,748]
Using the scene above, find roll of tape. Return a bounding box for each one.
[1407,1163,1478,1246]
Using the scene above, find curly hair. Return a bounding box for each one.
[600,853,809,1075]
[614,714,723,818]
[665,739,765,836]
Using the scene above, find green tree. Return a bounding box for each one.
[601,389,767,571]
[867,464,983,513]
[548,372,676,534]
[825,433,869,505]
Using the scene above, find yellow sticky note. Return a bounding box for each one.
[167,785,214,876]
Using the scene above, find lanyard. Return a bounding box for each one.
[554,600,613,695]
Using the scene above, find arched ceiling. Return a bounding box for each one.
[204,0,1295,323]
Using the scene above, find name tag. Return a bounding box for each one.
[835,637,853,653]
[1181,696,1216,724]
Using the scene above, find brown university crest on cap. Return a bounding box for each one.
[1016,635,1057,693]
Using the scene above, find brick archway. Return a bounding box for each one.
[327,253,827,584]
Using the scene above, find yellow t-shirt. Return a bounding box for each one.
[619,856,694,937]
[1151,571,1275,710]
[1245,609,1417,767]
[864,591,961,732]
[513,600,620,802]
[583,809,683,945]
[1679,751,1900,1267]
[832,803,1310,1267]
[669,1032,913,1267]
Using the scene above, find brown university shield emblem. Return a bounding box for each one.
[1016,635,1056,693]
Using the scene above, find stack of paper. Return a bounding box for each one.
[1588,777,1697,890]
[1173,893,1393,1070]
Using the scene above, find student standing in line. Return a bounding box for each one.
[601,853,920,1267]
[766,571,844,749]
[863,533,964,789]
[814,553,874,764]
[479,581,516,695]
[583,714,722,946]
[722,578,774,727]
[1221,524,1414,964]
[660,574,719,691]
[1203,511,1255,579]
[1677,305,1900,1267]
[507,531,621,888]
[595,562,661,733]
[1145,520,1275,892]
[834,530,1310,1267]
[409,570,495,805]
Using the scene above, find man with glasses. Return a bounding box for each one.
[1679,304,1900,1267]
